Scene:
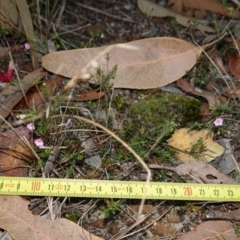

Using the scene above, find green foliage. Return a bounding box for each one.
[102,199,123,218]
[210,104,236,117]
[187,137,208,161]
[128,92,201,136]
[192,55,218,87]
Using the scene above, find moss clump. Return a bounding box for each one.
[126,92,201,140]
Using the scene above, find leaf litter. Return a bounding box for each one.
[1,0,240,239]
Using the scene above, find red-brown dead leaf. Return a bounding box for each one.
[168,0,183,13]
[73,89,105,101]
[171,0,240,18]
[200,103,212,118]
[212,55,227,74]
[0,69,45,124]
[228,54,240,78]
[177,220,240,240]
[13,75,62,110]
[0,126,33,176]
[177,78,226,105]
[0,196,103,240]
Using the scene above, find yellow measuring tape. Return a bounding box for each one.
[0,177,239,201]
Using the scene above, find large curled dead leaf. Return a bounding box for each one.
[0,196,103,240]
[42,37,202,89]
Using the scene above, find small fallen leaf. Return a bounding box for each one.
[206,209,240,221]
[177,78,226,105]
[167,128,225,163]
[212,55,227,74]
[149,161,237,184]
[228,54,240,78]
[138,0,215,32]
[0,196,103,240]
[0,69,45,124]
[73,88,105,101]
[170,0,240,18]
[42,37,202,90]
[0,126,33,177]
[177,220,240,240]
[13,76,62,110]
[200,103,212,118]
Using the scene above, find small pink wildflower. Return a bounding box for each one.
[34,138,44,147]
[27,123,35,131]
[19,114,26,120]
[214,118,224,126]
[24,43,30,50]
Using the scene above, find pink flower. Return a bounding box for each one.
[27,123,35,131]
[19,114,26,120]
[34,138,44,147]
[24,43,30,50]
[214,118,224,126]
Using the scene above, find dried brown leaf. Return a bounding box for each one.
[177,221,240,240]
[42,37,202,90]
[0,69,45,124]
[73,89,105,101]
[0,196,103,240]
[149,161,237,184]
[13,76,62,110]
[182,0,240,19]
[0,127,33,176]
[228,54,240,78]
[177,78,226,105]
[138,0,215,32]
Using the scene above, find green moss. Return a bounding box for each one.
[127,92,201,136]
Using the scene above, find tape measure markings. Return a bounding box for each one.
[0,177,239,201]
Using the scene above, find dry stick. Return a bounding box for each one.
[52,114,152,220]
[74,2,135,23]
